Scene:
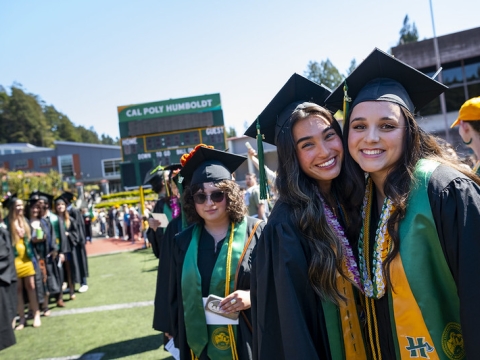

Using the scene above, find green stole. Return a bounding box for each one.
[48,212,60,247]
[390,159,463,359]
[163,202,172,222]
[182,218,247,359]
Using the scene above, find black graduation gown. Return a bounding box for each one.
[369,164,480,359]
[68,207,89,281]
[58,217,84,285]
[147,197,167,258]
[251,200,331,360]
[0,227,17,350]
[41,216,62,295]
[169,217,264,360]
[153,215,183,333]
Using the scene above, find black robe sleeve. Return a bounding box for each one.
[153,215,183,333]
[428,165,480,358]
[0,227,17,351]
[148,198,166,258]
[251,201,330,360]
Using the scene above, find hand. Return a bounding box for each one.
[219,290,250,314]
[59,253,65,263]
[65,232,69,236]
[148,218,161,231]
[247,148,257,158]
[164,332,173,340]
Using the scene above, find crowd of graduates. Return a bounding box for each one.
[148,49,480,360]
[0,190,89,351]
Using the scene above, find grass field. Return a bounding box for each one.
[2,248,174,360]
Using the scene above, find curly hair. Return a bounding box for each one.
[275,103,358,304]
[182,179,246,225]
[342,104,480,287]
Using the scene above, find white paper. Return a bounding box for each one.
[202,297,239,325]
[151,213,169,228]
[165,338,180,360]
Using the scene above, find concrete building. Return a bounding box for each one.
[391,26,480,154]
[0,141,121,194]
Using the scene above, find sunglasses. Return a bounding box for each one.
[193,191,226,204]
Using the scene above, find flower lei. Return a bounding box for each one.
[358,177,393,299]
[318,193,363,292]
[170,196,180,219]
[180,144,214,167]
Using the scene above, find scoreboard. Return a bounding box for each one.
[117,94,226,189]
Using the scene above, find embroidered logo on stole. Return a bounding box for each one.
[441,323,464,360]
[405,336,434,358]
[212,327,231,350]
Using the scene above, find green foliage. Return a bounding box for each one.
[347,59,357,76]
[0,84,119,146]
[0,169,63,200]
[95,188,157,208]
[398,15,419,45]
[304,59,344,90]
[226,126,237,138]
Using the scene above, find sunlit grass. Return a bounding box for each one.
[2,248,173,359]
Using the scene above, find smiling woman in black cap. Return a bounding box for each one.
[168,144,265,360]
[326,48,480,359]
[245,74,366,360]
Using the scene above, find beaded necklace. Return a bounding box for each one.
[318,193,363,291]
[358,177,393,299]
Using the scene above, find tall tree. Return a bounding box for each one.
[226,126,237,138]
[398,15,419,45]
[304,59,343,90]
[347,59,357,76]
[44,105,80,142]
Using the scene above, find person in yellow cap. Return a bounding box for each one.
[450,96,480,174]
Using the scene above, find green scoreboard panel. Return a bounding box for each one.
[118,94,226,189]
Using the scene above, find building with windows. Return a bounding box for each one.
[391,26,480,152]
[0,141,121,194]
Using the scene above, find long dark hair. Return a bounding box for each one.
[343,104,480,285]
[275,104,358,304]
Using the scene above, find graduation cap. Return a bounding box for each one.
[59,191,76,204]
[143,163,165,186]
[244,73,332,146]
[2,193,18,210]
[324,48,448,115]
[179,144,246,186]
[244,73,332,199]
[29,191,54,207]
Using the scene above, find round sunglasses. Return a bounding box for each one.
[192,191,226,204]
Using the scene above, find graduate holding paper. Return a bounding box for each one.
[169,145,265,360]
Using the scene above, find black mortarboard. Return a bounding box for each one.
[244,73,332,145]
[180,145,246,186]
[57,192,75,204]
[30,191,54,207]
[143,164,165,185]
[2,193,18,209]
[324,48,448,114]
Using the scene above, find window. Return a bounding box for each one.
[58,155,74,177]
[102,159,121,177]
[467,83,480,99]
[445,87,466,112]
[14,159,28,169]
[39,157,52,166]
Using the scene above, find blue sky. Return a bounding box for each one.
[1,0,478,140]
